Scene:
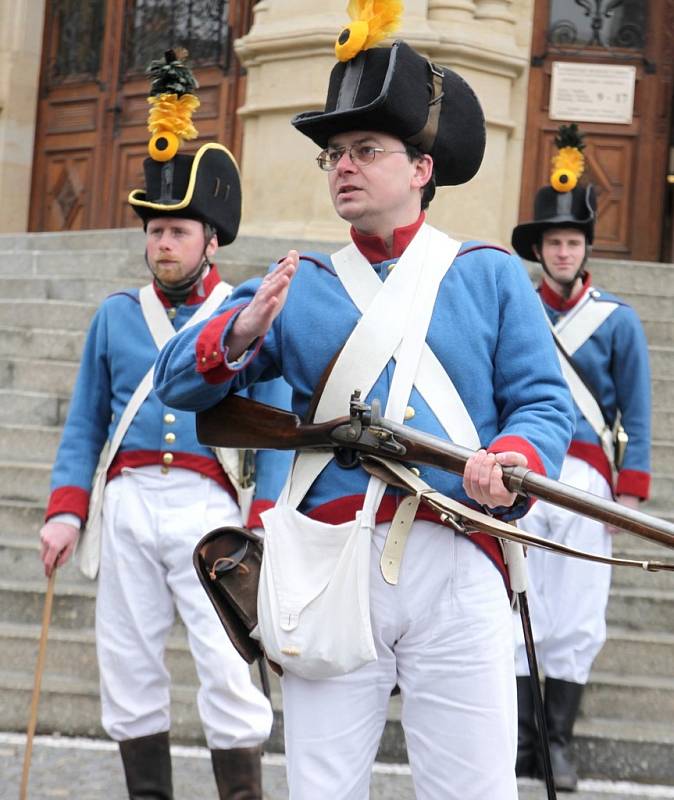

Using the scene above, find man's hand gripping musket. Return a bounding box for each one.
[197,391,674,566]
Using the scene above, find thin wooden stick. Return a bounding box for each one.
[19,570,56,800]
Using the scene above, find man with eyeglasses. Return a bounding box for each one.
[154,31,573,800]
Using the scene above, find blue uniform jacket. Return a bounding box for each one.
[539,275,651,498]
[46,266,292,525]
[154,225,575,579]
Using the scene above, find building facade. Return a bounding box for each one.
[1,0,672,260]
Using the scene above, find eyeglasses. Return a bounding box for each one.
[316,144,408,171]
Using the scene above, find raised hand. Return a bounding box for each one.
[226,250,299,360]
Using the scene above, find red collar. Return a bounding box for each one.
[350,212,426,264]
[540,271,592,311]
[154,264,223,308]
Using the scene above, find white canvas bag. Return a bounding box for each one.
[77,280,231,579]
[256,225,462,678]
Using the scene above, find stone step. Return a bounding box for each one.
[0,461,51,504]
[582,671,674,723]
[572,717,674,785]
[606,586,674,633]
[0,357,78,395]
[652,378,674,407]
[609,558,674,591]
[0,424,61,463]
[0,275,144,303]
[0,325,85,362]
[652,440,674,473]
[594,628,674,677]
[0,500,44,539]
[651,346,674,379]
[589,258,674,296]
[1,663,671,785]
[654,409,674,442]
[0,579,97,630]
[0,389,67,427]
[0,300,96,332]
[643,319,674,348]
[0,622,199,687]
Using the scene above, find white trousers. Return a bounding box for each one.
[281,520,518,800]
[96,466,273,748]
[514,456,612,684]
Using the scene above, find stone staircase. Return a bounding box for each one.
[0,230,672,786]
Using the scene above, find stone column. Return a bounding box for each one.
[428,0,477,24]
[0,0,47,233]
[235,0,534,248]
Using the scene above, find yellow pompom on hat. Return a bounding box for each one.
[145,48,200,162]
[128,48,242,246]
[335,0,404,62]
[550,122,586,193]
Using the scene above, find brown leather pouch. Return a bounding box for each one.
[193,526,264,664]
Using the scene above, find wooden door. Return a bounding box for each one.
[519,0,674,262]
[29,0,254,233]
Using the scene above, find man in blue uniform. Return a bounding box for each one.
[511,136,651,791]
[39,53,291,800]
[153,28,574,800]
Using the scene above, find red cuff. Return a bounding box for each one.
[616,469,650,500]
[45,486,90,523]
[487,435,546,476]
[195,304,265,385]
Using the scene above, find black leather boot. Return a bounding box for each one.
[545,678,584,792]
[118,731,173,799]
[211,745,263,800]
[515,676,540,777]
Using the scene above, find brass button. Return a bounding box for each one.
[162,452,174,465]
[164,432,176,444]
[387,263,395,272]
[200,356,207,364]
[410,467,420,476]
[167,308,177,319]
[161,466,170,475]
[404,406,415,420]
[164,413,176,424]
[211,350,219,360]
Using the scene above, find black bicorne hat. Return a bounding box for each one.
[291,40,485,187]
[511,183,597,263]
[128,143,242,246]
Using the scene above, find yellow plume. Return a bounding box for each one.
[336,0,404,62]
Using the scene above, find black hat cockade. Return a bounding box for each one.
[291,1,486,187]
[512,124,597,262]
[128,49,241,246]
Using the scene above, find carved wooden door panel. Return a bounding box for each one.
[519,0,674,262]
[29,0,254,233]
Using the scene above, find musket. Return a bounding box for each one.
[197,391,674,551]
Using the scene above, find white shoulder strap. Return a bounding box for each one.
[541,296,615,466]
[553,289,619,355]
[101,280,232,471]
[286,225,469,510]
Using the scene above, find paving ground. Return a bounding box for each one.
[3,732,674,800]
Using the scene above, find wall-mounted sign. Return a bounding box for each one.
[549,62,637,124]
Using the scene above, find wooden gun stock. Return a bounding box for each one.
[197,394,348,451]
[197,394,674,551]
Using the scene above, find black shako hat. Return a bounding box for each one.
[128,143,242,246]
[511,183,597,262]
[291,40,485,187]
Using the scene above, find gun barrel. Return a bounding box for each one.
[376,417,674,550]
